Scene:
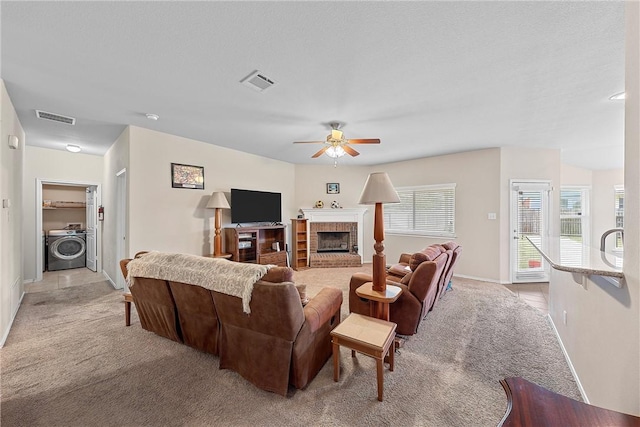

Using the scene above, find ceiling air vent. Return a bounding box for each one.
[35,110,76,125]
[240,70,276,92]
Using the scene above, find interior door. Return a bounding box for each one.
[85,186,97,271]
[510,181,551,283]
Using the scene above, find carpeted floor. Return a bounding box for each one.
[0,267,580,426]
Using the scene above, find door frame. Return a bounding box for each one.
[509,179,552,283]
[35,178,102,282]
[115,168,127,290]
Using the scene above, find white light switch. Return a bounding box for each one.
[2,199,10,208]
[487,212,497,220]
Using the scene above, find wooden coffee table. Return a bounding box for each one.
[331,313,397,401]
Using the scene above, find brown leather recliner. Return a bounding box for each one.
[349,245,449,336]
[435,241,463,303]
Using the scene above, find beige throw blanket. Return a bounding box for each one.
[127,252,272,314]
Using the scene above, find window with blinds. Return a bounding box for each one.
[560,188,589,266]
[383,184,456,237]
[614,186,624,250]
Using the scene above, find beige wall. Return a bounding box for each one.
[126,126,296,257]
[22,146,103,282]
[1,80,25,345]
[101,127,130,286]
[293,164,373,259]
[621,0,639,415]
[381,148,502,281]
[561,163,593,185]
[549,3,639,416]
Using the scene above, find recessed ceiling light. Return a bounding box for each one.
[609,92,626,101]
[146,113,159,120]
[66,144,81,153]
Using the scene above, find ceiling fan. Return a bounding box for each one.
[293,123,380,159]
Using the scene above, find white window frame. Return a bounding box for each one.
[614,185,624,251]
[384,183,456,238]
[560,186,590,247]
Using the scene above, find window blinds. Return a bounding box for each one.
[384,184,456,237]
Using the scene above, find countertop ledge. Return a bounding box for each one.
[525,237,624,285]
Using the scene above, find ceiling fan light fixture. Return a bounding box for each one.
[325,145,346,158]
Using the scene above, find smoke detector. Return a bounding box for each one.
[35,110,76,125]
[240,70,276,92]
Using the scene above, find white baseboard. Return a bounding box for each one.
[547,314,589,404]
[103,271,123,290]
[1,290,25,348]
[103,271,117,289]
[454,273,511,285]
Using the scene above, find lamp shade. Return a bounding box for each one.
[358,172,400,204]
[206,191,230,209]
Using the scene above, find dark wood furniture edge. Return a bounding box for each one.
[499,377,640,427]
[498,378,514,427]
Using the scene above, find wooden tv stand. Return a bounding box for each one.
[224,225,287,267]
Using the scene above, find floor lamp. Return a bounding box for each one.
[206,191,230,257]
[358,172,400,292]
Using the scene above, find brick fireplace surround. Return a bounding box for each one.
[301,208,368,268]
[309,222,361,267]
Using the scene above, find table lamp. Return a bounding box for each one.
[206,191,231,257]
[358,172,400,292]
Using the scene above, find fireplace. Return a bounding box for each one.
[301,207,368,268]
[317,231,350,253]
[307,221,361,267]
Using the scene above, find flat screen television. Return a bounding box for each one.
[231,188,282,224]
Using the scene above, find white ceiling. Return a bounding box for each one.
[1,1,626,170]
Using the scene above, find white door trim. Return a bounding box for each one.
[509,179,552,283]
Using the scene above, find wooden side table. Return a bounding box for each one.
[355,282,402,321]
[123,293,133,326]
[205,253,233,259]
[331,313,397,402]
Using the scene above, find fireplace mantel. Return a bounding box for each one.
[301,207,368,258]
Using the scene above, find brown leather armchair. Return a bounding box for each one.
[349,245,449,336]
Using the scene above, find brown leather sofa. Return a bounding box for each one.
[120,256,342,396]
[348,245,449,336]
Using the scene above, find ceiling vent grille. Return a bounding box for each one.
[35,110,76,125]
[241,70,276,92]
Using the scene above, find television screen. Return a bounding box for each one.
[231,188,282,224]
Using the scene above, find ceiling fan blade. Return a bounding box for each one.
[311,146,329,158]
[347,138,381,144]
[293,140,325,144]
[343,145,360,157]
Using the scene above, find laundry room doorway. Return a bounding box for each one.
[35,179,102,282]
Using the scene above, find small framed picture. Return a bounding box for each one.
[171,163,205,189]
[326,183,340,194]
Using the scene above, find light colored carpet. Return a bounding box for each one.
[1,267,580,426]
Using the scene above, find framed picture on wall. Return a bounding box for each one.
[171,163,205,189]
[327,183,340,194]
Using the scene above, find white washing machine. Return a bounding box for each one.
[47,230,87,271]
